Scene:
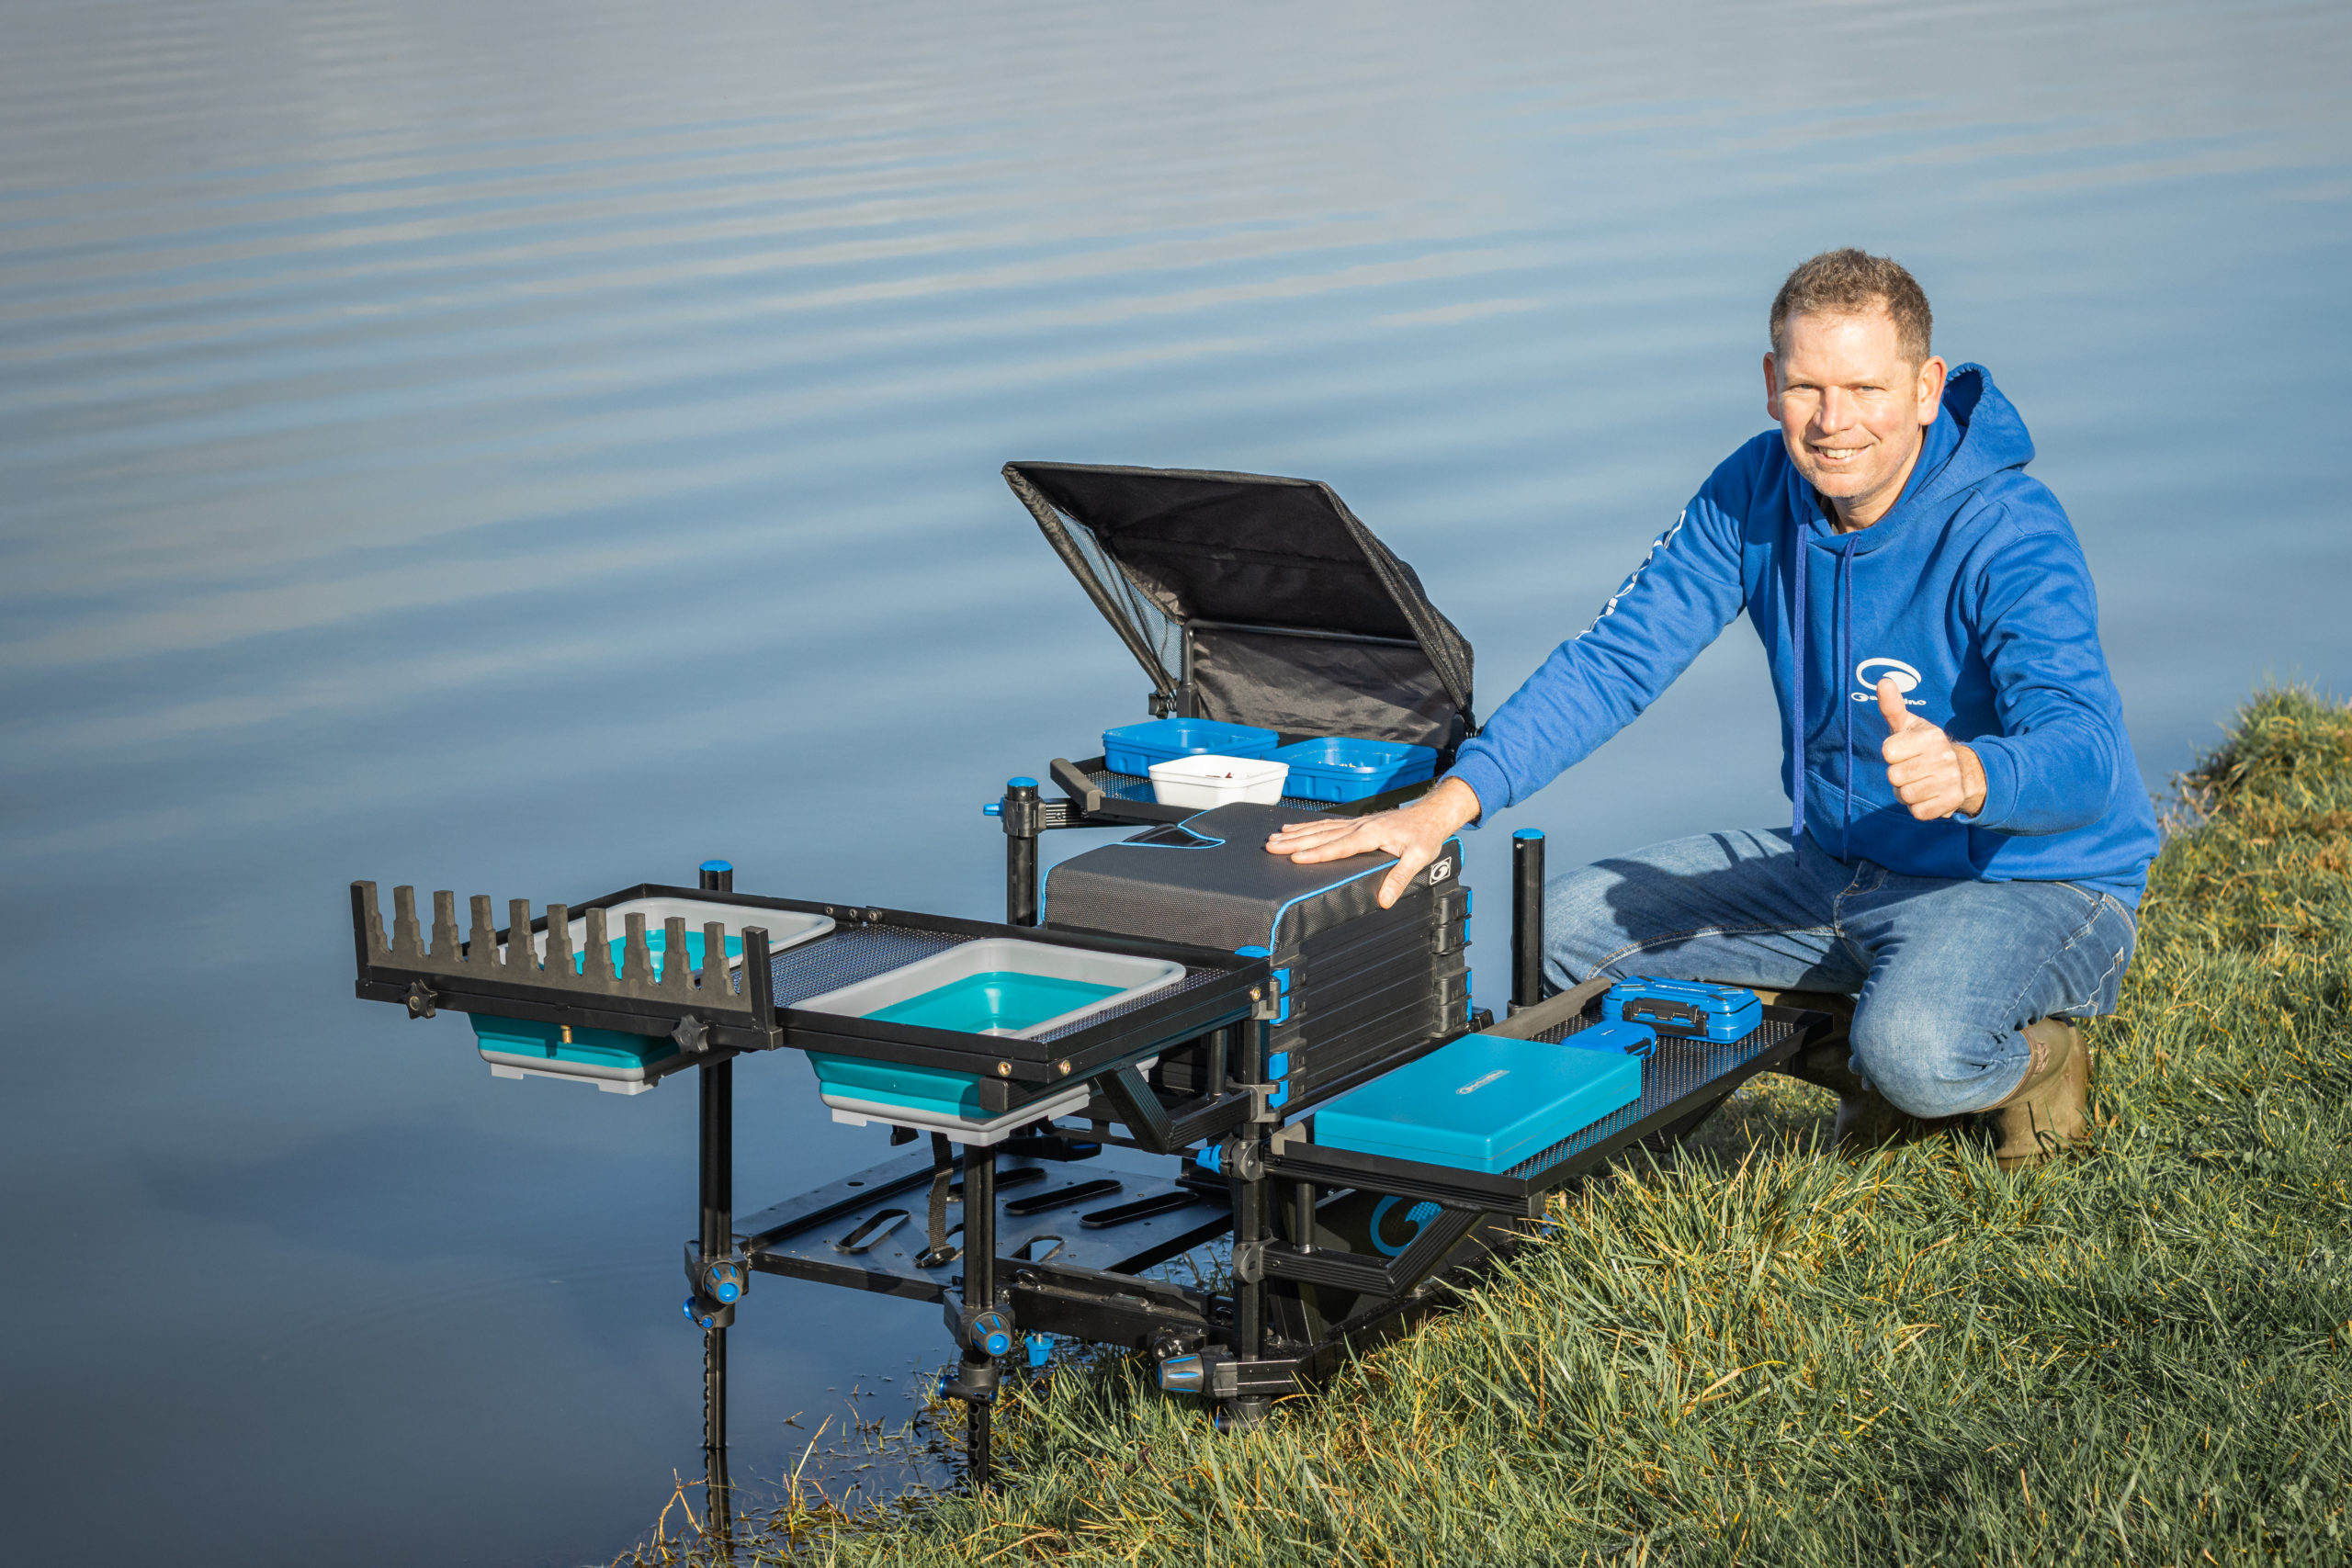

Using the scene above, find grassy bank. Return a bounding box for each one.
[645,688,2352,1565]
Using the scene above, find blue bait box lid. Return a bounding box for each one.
[1600,977,1763,1043]
[1268,737,1439,803]
[1102,717,1280,776]
[1311,1031,1645,1175]
[1554,1019,1661,1057]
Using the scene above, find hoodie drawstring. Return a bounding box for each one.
[1790,526,1807,853]
[1788,520,1864,862]
[1838,534,1860,860]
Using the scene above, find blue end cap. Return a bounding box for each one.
[1008,776,1038,789]
[982,802,1002,817]
[1195,1144,1222,1174]
[1024,1333,1055,1369]
[1512,828,1544,840]
[1234,944,1271,959]
[1267,1052,1289,1077]
[1269,1083,1290,1110]
[700,859,734,872]
[982,1329,1012,1358]
[1272,966,1290,994]
[1159,1354,1206,1393]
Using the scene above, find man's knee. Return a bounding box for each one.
[1849,996,2026,1120]
[1541,860,1641,985]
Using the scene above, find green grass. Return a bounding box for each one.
[635,688,2352,1565]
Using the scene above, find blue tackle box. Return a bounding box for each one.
[1267,737,1438,802]
[1311,1030,1645,1175]
[1102,717,1279,776]
[1600,977,1763,1043]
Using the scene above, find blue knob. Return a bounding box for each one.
[981,802,1002,817]
[700,859,735,872]
[1008,776,1038,790]
[715,1280,740,1303]
[1511,828,1544,840]
[1024,1333,1055,1369]
[1196,1144,1222,1175]
[983,1329,1012,1357]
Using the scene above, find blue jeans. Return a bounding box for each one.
[1544,829,2138,1119]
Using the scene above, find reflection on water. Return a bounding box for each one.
[2,1,2346,1562]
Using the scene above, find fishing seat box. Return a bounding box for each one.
[1043,801,1470,1109]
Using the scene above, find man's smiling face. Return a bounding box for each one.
[1764,304,1947,528]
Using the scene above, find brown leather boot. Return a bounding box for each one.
[1751,988,1956,1154]
[1984,1018,2088,1170]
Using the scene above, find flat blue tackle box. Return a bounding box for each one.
[1600,977,1762,1043]
[1102,717,1279,776]
[1268,736,1438,802]
[1311,1027,1650,1175]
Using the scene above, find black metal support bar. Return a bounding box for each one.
[960,1149,1000,1489]
[1002,777,1041,927]
[697,861,736,1540]
[1287,1179,1317,1249]
[1097,1065,1253,1155]
[1510,829,1545,1013]
[1225,1012,1272,1427]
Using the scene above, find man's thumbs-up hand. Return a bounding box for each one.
[1878,676,1988,820]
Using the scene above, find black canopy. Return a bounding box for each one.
[1004,462,1476,755]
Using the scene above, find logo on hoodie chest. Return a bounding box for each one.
[1852,657,1928,707]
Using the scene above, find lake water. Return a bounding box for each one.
[4,1,2346,1562]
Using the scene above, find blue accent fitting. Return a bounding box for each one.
[1234,944,1271,958]
[1009,776,1037,789]
[1267,1052,1289,1078]
[1024,1333,1055,1369]
[982,802,1001,817]
[1195,1143,1222,1174]
[699,859,734,872]
[1271,966,1290,994]
[1273,993,1290,1025]
[1268,1082,1290,1111]
[983,1330,1012,1357]
[714,1280,740,1303]
[1464,888,1474,914]
[1511,828,1544,840]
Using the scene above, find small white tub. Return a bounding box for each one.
[1148,753,1289,809]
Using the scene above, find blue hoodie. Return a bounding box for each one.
[1445,365,2160,906]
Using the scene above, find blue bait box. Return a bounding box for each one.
[1102,717,1279,776]
[1311,1031,1644,1175]
[1600,977,1763,1043]
[1555,1019,1660,1057]
[1268,737,1438,802]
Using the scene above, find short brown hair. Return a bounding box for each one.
[1770,248,1933,365]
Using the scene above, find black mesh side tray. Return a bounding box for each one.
[1003,462,1476,754]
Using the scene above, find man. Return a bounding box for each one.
[1266,249,2156,1167]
